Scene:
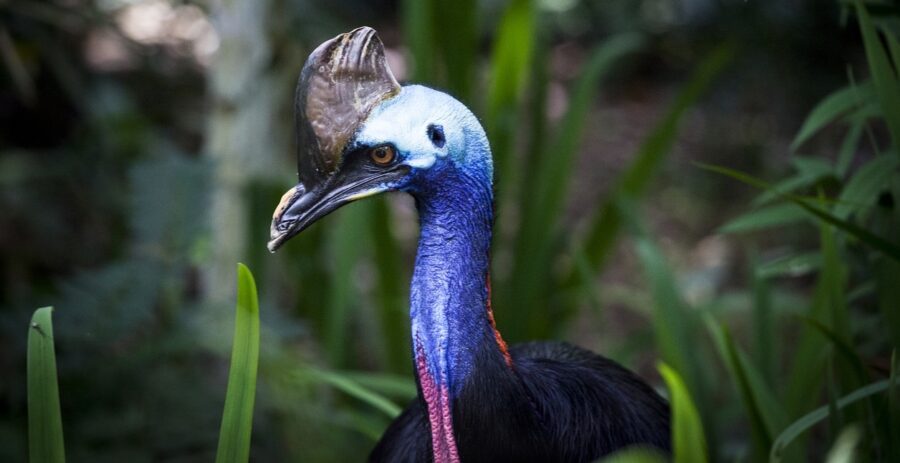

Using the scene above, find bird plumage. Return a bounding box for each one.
[269,27,671,463]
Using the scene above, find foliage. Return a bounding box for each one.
[216,264,260,463]
[5,0,900,461]
[27,307,65,463]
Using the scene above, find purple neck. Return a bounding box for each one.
[408,164,509,463]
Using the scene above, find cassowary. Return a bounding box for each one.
[268,27,670,463]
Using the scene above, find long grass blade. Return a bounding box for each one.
[697,162,900,263]
[402,0,435,82]
[216,264,261,463]
[325,205,370,367]
[27,306,65,463]
[299,368,403,419]
[659,362,708,463]
[485,0,535,191]
[508,33,642,339]
[855,0,900,149]
[433,0,477,103]
[704,316,786,457]
[717,203,807,234]
[790,82,873,151]
[833,154,899,219]
[370,198,410,373]
[770,377,900,463]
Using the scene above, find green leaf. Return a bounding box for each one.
[486,0,536,200]
[325,204,371,367]
[342,371,417,400]
[856,0,900,148]
[834,154,899,219]
[658,362,708,463]
[433,0,477,102]
[790,82,874,151]
[798,316,869,385]
[751,169,831,207]
[718,203,807,234]
[216,264,260,463]
[370,198,410,373]
[757,251,822,279]
[506,32,643,339]
[836,120,864,178]
[771,377,900,463]
[402,0,435,82]
[704,317,787,457]
[28,306,65,463]
[299,369,403,419]
[697,162,900,263]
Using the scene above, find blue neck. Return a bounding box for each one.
[409,161,503,398]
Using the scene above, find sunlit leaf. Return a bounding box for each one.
[659,363,708,463]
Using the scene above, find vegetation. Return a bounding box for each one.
[3,0,899,461]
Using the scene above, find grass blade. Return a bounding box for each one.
[697,162,900,263]
[299,368,403,419]
[757,251,822,279]
[855,0,900,148]
[402,0,435,82]
[370,198,410,373]
[704,317,787,457]
[485,0,535,190]
[770,377,900,463]
[833,154,899,219]
[433,0,477,102]
[27,306,65,463]
[216,263,260,463]
[507,33,643,339]
[325,205,370,367]
[717,203,807,234]
[659,362,708,463]
[790,82,874,151]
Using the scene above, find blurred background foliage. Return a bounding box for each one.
[2,0,899,461]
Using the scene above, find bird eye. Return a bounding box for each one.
[427,124,445,148]
[369,145,396,166]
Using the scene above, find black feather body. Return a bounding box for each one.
[370,339,671,462]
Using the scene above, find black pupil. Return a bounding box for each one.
[428,124,445,148]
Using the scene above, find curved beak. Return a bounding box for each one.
[267,165,408,252]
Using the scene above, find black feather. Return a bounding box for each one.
[370,341,670,463]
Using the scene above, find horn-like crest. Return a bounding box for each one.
[294,27,401,187]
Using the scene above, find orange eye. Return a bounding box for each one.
[369,145,396,165]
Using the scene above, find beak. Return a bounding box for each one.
[267,166,407,252]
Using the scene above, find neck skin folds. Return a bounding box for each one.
[408,163,505,463]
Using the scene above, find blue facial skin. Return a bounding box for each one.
[353,85,497,397]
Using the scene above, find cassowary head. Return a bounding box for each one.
[268,27,491,252]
